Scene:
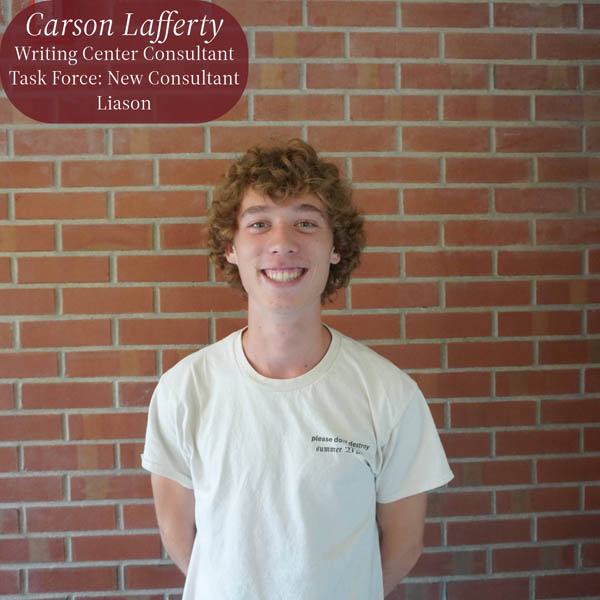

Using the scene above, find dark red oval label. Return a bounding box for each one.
[0,0,248,123]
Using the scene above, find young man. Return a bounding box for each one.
[142,139,453,599]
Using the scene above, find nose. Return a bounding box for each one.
[267,222,299,255]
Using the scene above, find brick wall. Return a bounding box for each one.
[1,0,599,598]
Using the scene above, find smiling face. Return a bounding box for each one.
[225,188,341,314]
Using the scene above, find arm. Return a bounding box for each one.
[151,472,196,575]
[376,491,427,598]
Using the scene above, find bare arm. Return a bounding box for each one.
[376,492,427,598]
[151,473,196,575]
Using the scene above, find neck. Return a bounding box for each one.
[242,303,330,379]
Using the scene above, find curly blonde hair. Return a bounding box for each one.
[207,139,365,302]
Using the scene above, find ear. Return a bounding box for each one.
[225,243,238,265]
[330,248,341,265]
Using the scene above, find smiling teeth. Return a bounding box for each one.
[263,268,304,282]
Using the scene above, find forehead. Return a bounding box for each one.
[238,188,327,218]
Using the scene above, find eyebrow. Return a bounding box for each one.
[239,203,326,220]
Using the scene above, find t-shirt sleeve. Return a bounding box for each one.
[141,379,194,489]
[375,385,453,503]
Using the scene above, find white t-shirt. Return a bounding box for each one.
[142,327,453,600]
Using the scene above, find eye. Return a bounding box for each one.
[297,220,318,229]
[248,221,269,230]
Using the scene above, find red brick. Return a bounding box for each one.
[15,192,107,220]
[0,258,11,282]
[586,4,600,28]
[0,476,62,502]
[404,188,489,215]
[445,220,530,246]
[217,0,302,25]
[407,312,492,341]
[210,126,302,153]
[404,126,489,152]
[322,314,400,340]
[497,126,580,153]
[448,518,531,545]
[444,95,530,121]
[350,32,437,58]
[451,400,536,427]
[115,190,206,218]
[495,187,578,214]
[406,250,491,277]
[589,309,600,334]
[427,490,491,517]
[254,94,344,121]
[71,474,151,500]
[0,571,19,595]
[122,503,157,530]
[0,194,7,218]
[160,286,245,313]
[308,125,395,152]
[126,564,186,590]
[537,218,600,245]
[537,573,600,600]
[0,352,58,378]
[0,537,60,565]
[494,543,573,574]
[447,158,530,183]
[448,579,529,600]
[353,157,439,183]
[63,287,154,315]
[585,427,600,452]
[119,381,157,408]
[586,125,600,152]
[62,224,152,251]
[24,444,114,471]
[415,371,492,399]
[68,412,147,441]
[538,279,600,305]
[495,3,577,27]
[113,126,204,154]
[586,368,600,392]
[447,280,531,307]
[0,322,12,348]
[14,128,104,155]
[62,160,152,187]
[452,460,532,487]
[20,319,111,348]
[539,513,600,543]
[351,282,438,309]
[587,486,600,509]
[540,339,600,365]
[498,311,581,337]
[497,429,579,456]
[0,509,20,534]
[0,225,54,252]
[72,534,161,561]
[159,158,231,186]
[539,157,600,182]
[446,33,531,59]
[402,63,487,90]
[18,256,109,284]
[536,95,600,121]
[27,505,116,532]
[0,447,17,472]
[440,432,491,459]
[0,384,14,410]
[538,457,600,484]
[497,486,579,514]
[29,567,116,593]
[307,63,395,89]
[495,64,578,90]
[0,161,53,187]
[585,65,600,89]
[369,343,441,370]
[256,31,344,58]
[308,1,395,26]
[365,220,438,246]
[118,255,208,283]
[0,414,62,441]
[247,63,300,90]
[403,2,488,27]
[22,382,111,410]
[120,318,209,345]
[353,252,401,278]
[543,398,600,424]
[499,250,581,275]
[66,350,155,377]
[412,549,487,577]
[583,543,600,567]
[538,33,600,60]
[0,289,55,316]
[119,442,144,469]
[159,223,206,250]
[350,94,438,121]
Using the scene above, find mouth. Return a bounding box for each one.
[261,268,307,283]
